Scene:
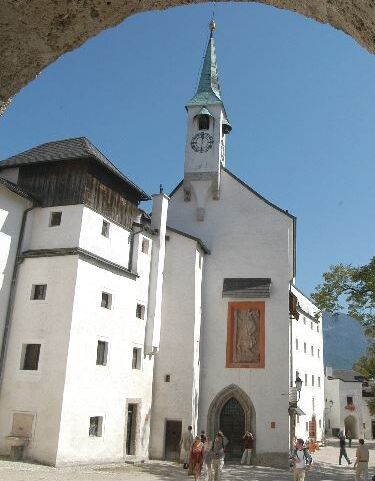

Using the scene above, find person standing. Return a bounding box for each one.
[354,438,369,481]
[180,425,194,469]
[189,435,205,481]
[212,431,226,481]
[290,438,312,481]
[240,431,254,465]
[347,429,353,448]
[202,434,213,481]
[339,431,351,465]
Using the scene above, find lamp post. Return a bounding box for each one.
[322,399,334,444]
[289,373,303,452]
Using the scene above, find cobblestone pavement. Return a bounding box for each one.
[1,439,374,481]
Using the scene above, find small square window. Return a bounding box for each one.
[96,341,108,366]
[165,374,171,382]
[31,284,47,300]
[136,304,145,320]
[101,220,110,237]
[347,396,353,405]
[141,238,150,254]
[49,211,62,227]
[89,416,103,437]
[132,347,142,370]
[101,292,112,309]
[21,344,41,370]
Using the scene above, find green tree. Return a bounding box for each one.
[311,257,375,335]
[353,348,375,415]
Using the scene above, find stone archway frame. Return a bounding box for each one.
[344,414,358,438]
[2,1,375,114]
[207,384,256,446]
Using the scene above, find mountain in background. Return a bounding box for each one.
[323,312,369,369]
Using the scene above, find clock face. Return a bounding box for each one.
[190,132,214,153]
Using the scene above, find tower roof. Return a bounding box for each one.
[186,23,223,108]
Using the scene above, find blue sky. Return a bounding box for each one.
[1,3,374,296]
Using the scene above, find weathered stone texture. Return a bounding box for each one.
[1,0,375,111]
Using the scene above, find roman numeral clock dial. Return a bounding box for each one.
[190,132,214,153]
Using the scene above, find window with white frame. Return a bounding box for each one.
[305,373,308,386]
[311,322,313,330]
[101,292,112,309]
[303,342,307,354]
[101,220,110,237]
[295,338,299,350]
[317,324,320,333]
[132,347,142,370]
[303,317,306,325]
[318,376,321,387]
[96,341,108,366]
[311,345,314,356]
[49,211,62,227]
[21,344,41,370]
[305,422,308,431]
[31,284,47,300]
[312,398,315,411]
[319,419,322,428]
[318,348,320,358]
[312,375,315,386]
[89,416,103,437]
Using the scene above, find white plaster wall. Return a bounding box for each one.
[0,256,78,465]
[167,170,293,457]
[56,246,154,465]
[22,205,83,251]
[291,286,325,442]
[79,207,131,267]
[0,187,30,348]
[150,232,202,459]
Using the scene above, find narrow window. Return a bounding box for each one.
[296,415,300,424]
[89,416,103,437]
[96,341,108,366]
[136,304,145,320]
[132,347,142,370]
[311,346,314,356]
[295,338,299,350]
[21,344,41,370]
[141,238,150,254]
[101,292,112,309]
[317,324,320,333]
[312,375,315,386]
[347,396,353,405]
[101,220,110,237]
[304,373,308,386]
[198,114,209,130]
[165,374,171,382]
[319,419,322,428]
[318,348,320,358]
[303,342,307,354]
[303,317,306,325]
[305,422,308,431]
[49,211,62,227]
[312,398,315,411]
[31,284,47,300]
[311,322,313,330]
[318,377,321,388]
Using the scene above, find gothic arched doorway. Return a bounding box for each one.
[220,397,245,459]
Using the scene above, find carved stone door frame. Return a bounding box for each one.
[207,384,256,446]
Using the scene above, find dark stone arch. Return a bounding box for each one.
[207,384,256,441]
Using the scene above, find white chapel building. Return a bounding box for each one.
[0,23,324,467]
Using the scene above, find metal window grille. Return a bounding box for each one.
[198,115,209,130]
[96,341,107,366]
[132,348,141,369]
[89,417,102,437]
[32,284,47,300]
[136,304,145,319]
[101,292,111,309]
[49,211,62,227]
[22,344,41,370]
[101,220,110,237]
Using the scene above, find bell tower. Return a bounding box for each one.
[183,20,232,221]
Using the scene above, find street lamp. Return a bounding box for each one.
[289,372,303,451]
[295,374,303,401]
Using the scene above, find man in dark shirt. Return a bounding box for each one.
[339,431,351,465]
